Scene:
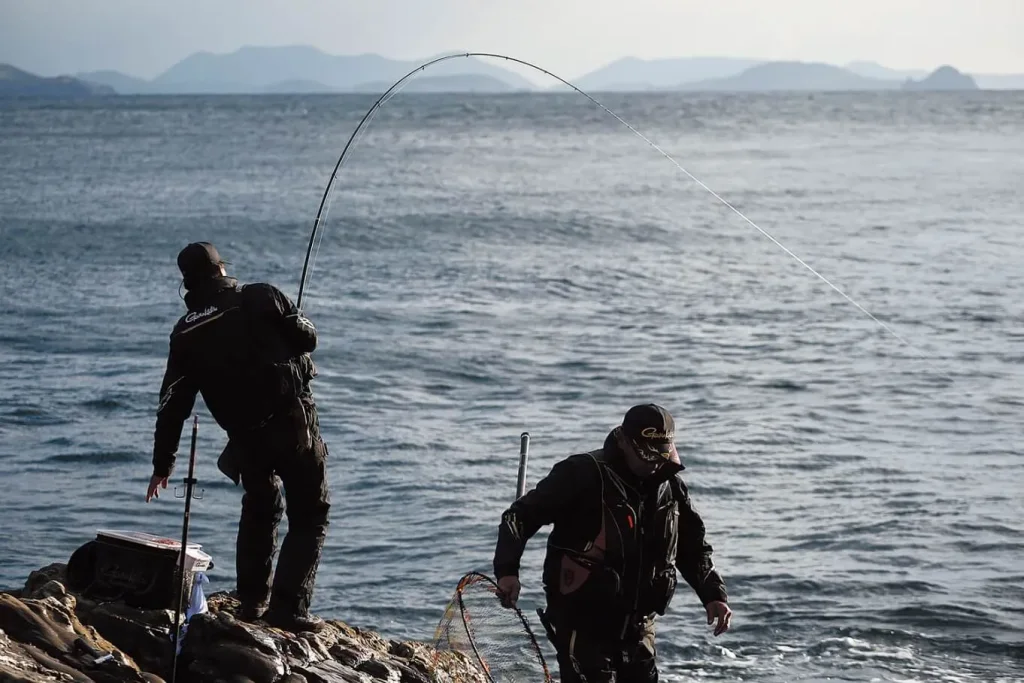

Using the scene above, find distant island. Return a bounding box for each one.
[262,73,518,94]
[671,62,981,92]
[677,61,900,91]
[565,57,1019,92]
[73,45,535,95]
[571,56,763,91]
[2,46,1020,97]
[0,63,114,97]
[902,65,979,91]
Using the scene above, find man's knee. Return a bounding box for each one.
[291,496,330,532]
[283,476,330,532]
[240,477,285,523]
[283,444,331,530]
[241,498,285,528]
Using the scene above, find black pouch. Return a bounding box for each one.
[273,354,316,395]
[646,568,677,616]
[557,553,622,602]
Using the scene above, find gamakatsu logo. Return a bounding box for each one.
[185,306,218,324]
[641,427,674,440]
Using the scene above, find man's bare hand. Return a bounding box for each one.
[706,600,732,636]
[497,575,521,609]
[146,475,169,503]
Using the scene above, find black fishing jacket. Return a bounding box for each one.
[152,276,317,477]
[493,430,727,636]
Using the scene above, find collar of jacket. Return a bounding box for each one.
[184,276,239,311]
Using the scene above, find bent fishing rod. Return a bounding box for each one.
[296,51,949,380]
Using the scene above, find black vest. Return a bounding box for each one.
[543,448,681,636]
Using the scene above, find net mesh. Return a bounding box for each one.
[432,572,552,683]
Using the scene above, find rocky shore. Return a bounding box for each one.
[0,564,486,683]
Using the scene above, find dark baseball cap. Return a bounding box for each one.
[177,242,227,279]
[622,403,680,464]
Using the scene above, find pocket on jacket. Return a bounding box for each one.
[559,554,592,595]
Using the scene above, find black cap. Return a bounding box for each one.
[622,403,679,464]
[177,242,226,281]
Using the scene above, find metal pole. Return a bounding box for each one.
[516,432,530,500]
[170,415,199,683]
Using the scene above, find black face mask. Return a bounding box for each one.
[613,428,668,479]
[619,426,679,464]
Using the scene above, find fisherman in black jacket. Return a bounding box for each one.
[145,242,331,633]
[493,404,732,683]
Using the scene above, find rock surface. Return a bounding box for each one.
[0,564,486,683]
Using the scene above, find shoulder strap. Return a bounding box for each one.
[580,450,608,559]
[584,449,606,500]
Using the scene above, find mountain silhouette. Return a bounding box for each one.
[902,66,979,90]
[677,61,900,91]
[0,64,114,97]
[78,46,535,94]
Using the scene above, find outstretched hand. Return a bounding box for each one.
[146,475,169,503]
[497,575,521,609]
[706,600,732,636]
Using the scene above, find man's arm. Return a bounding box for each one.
[493,455,587,579]
[246,284,317,355]
[152,341,199,479]
[672,476,728,606]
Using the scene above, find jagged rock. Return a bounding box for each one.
[296,659,371,683]
[74,598,174,675]
[356,659,398,683]
[329,643,365,667]
[0,564,488,683]
[392,660,431,683]
[0,628,68,682]
[23,565,67,598]
[388,642,416,659]
[0,589,157,683]
[191,639,285,682]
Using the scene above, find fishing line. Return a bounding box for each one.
[299,51,949,379]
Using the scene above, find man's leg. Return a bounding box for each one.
[617,620,659,683]
[266,406,331,629]
[236,455,284,615]
[548,608,617,683]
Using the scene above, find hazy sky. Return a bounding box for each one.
[2,0,1022,81]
